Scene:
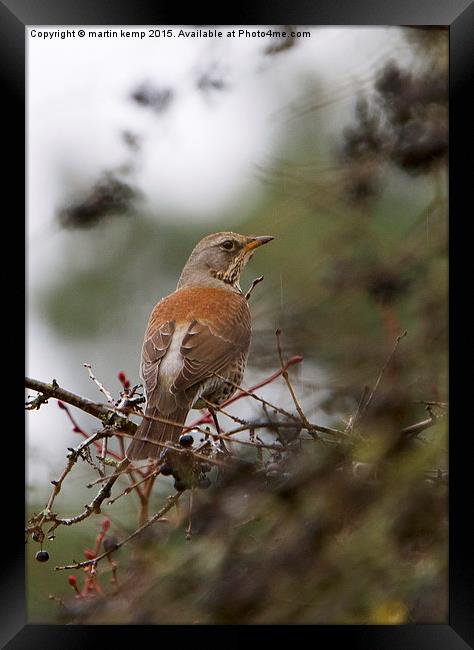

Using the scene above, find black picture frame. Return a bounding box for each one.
[4,0,473,647]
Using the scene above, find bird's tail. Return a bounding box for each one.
[126,406,188,461]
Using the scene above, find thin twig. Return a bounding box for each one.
[208,353,303,417]
[55,492,182,571]
[275,329,314,435]
[414,400,448,408]
[400,409,445,441]
[120,434,235,469]
[86,465,150,488]
[216,431,292,451]
[186,490,194,541]
[83,363,115,405]
[26,457,131,537]
[346,385,370,435]
[212,374,303,425]
[357,330,408,423]
[201,398,248,426]
[25,377,136,435]
[245,275,264,301]
[123,407,209,439]
[108,465,161,506]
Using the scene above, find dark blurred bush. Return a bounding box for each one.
[130,83,174,112]
[340,28,447,205]
[58,172,139,229]
[63,414,446,624]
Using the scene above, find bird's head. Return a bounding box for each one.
[177,231,274,292]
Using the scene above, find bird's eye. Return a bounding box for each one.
[220,240,235,251]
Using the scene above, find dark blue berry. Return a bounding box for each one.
[35,550,49,562]
[160,463,173,476]
[179,434,194,448]
[174,479,187,492]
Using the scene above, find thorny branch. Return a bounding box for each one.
[357,329,408,424]
[84,363,115,405]
[27,456,131,538]
[275,328,318,437]
[25,377,136,435]
[55,492,182,572]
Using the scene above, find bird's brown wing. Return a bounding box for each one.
[172,296,251,406]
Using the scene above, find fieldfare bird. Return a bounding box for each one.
[127,231,273,460]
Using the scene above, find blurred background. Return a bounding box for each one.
[26,26,448,624]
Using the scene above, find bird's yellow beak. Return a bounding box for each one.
[244,235,274,252]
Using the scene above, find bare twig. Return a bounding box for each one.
[414,400,448,408]
[26,357,306,446]
[122,434,234,470]
[201,398,248,427]
[400,408,445,441]
[61,402,125,464]
[55,492,182,571]
[26,457,131,537]
[186,490,194,541]
[275,329,315,435]
[123,407,209,439]
[84,363,115,405]
[245,275,264,301]
[86,466,149,488]
[213,374,346,440]
[212,354,303,409]
[357,330,408,423]
[25,377,136,435]
[215,431,292,452]
[212,374,303,425]
[108,464,160,506]
[223,420,329,439]
[83,363,115,472]
[345,385,370,435]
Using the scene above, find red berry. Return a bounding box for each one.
[68,575,76,586]
[118,372,126,383]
